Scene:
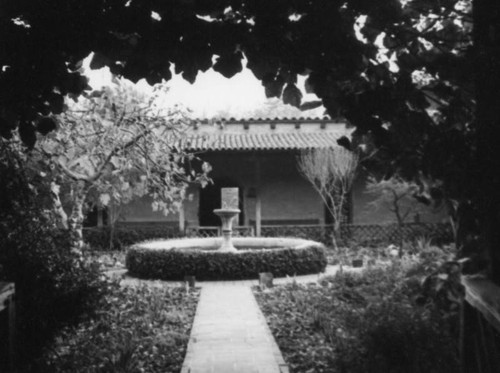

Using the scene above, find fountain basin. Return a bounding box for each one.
[126,237,327,281]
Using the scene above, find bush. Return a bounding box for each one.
[41,284,199,373]
[83,226,182,251]
[255,260,459,373]
[126,245,327,281]
[0,144,105,371]
[320,268,459,373]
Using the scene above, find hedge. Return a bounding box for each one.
[126,245,327,281]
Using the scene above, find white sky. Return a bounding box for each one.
[83,54,324,118]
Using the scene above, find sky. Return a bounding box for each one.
[83,54,325,119]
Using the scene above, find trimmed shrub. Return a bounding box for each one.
[126,245,327,280]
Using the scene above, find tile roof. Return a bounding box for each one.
[192,117,330,122]
[180,131,343,151]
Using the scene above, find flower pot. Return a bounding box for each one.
[352,259,364,268]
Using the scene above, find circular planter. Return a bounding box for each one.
[126,237,327,281]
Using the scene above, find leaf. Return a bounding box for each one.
[90,52,111,70]
[19,120,37,148]
[48,92,65,114]
[337,136,352,150]
[100,193,111,206]
[201,162,212,173]
[0,116,16,139]
[36,117,57,135]
[283,83,303,108]
[65,72,90,95]
[77,156,96,175]
[110,156,121,169]
[437,273,448,280]
[300,101,323,111]
[263,74,285,98]
[304,76,316,94]
[213,52,243,78]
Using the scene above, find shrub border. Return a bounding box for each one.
[126,238,327,281]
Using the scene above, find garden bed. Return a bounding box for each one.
[42,284,199,373]
[254,257,460,373]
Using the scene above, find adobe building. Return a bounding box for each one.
[117,118,446,234]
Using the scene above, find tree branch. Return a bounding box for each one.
[88,128,152,183]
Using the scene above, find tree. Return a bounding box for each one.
[33,79,209,252]
[0,140,103,369]
[298,147,358,248]
[365,175,429,226]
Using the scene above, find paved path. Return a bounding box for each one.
[180,285,288,373]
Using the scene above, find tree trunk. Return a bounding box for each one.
[50,181,68,229]
[68,181,87,254]
[108,223,115,250]
[473,0,500,284]
[107,202,120,250]
[332,220,340,249]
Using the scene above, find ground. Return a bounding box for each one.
[42,241,456,373]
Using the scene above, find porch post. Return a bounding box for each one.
[179,203,185,233]
[97,207,104,227]
[255,158,262,236]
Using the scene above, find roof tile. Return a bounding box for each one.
[180,131,342,151]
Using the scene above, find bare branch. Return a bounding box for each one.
[298,147,358,239]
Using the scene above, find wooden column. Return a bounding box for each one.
[97,207,104,227]
[255,158,262,236]
[179,203,185,233]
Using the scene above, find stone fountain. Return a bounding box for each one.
[126,187,327,281]
[213,209,240,251]
[213,187,240,252]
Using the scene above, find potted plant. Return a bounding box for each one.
[351,247,370,267]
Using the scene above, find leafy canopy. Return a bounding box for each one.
[35,78,209,217]
[0,0,475,210]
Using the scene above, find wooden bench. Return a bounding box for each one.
[0,282,15,372]
[461,276,500,372]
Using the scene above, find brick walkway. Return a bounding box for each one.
[180,285,288,373]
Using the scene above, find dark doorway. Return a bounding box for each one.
[83,206,108,227]
[199,178,244,226]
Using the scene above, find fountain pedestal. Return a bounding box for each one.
[213,208,240,252]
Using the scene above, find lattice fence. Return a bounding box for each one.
[260,225,334,244]
[185,226,220,237]
[260,222,453,246]
[185,226,255,237]
[232,226,255,237]
[85,222,453,249]
[341,223,453,245]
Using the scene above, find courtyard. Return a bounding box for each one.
[2,1,500,372]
